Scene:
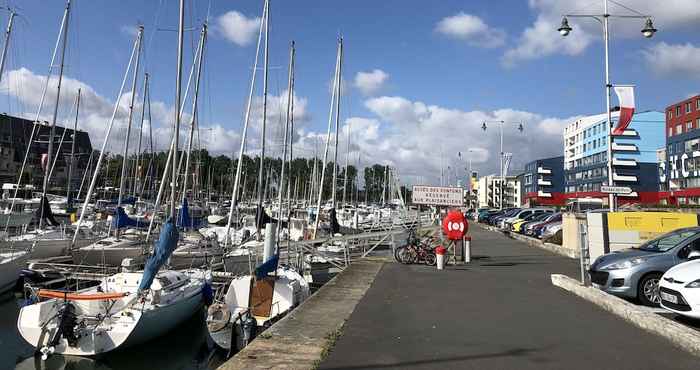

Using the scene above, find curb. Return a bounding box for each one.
[551,274,700,357]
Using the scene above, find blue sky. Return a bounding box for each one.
[1,0,698,184]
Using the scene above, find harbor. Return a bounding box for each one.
[1,0,700,369]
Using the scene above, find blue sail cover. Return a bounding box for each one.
[254,254,279,279]
[138,218,179,292]
[112,207,148,229]
[177,198,202,229]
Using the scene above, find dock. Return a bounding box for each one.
[220,224,699,369]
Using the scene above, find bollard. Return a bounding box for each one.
[464,236,472,263]
[435,246,446,270]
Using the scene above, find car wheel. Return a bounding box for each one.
[638,273,662,307]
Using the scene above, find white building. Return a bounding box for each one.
[477,175,521,209]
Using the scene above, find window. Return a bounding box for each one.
[669,110,673,120]
[688,121,694,131]
[669,127,673,137]
[687,102,693,113]
[677,124,683,134]
[677,106,682,116]
[697,99,700,110]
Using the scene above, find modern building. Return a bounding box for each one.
[659,94,700,204]
[0,114,93,189]
[563,110,665,205]
[521,156,565,206]
[477,174,521,209]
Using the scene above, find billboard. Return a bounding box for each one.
[412,185,464,206]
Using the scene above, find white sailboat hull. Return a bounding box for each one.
[0,251,29,294]
[17,270,206,357]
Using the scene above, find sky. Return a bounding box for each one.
[0,0,698,186]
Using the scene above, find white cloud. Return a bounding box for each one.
[642,42,700,78]
[504,0,700,66]
[354,69,389,96]
[217,11,261,46]
[435,12,506,48]
[300,95,577,185]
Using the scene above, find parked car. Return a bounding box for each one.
[589,227,700,306]
[502,208,550,230]
[540,221,562,239]
[659,251,700,318]
[512,212,552,233]
[527,212,562,236]
[487,208,519,226]
[516,212,554,233]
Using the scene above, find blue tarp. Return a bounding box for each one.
[138,217,179,292]
[254,254,279,279]
[112,207,148,229]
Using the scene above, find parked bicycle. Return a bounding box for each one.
[394,228,438,266]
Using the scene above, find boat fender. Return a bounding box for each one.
[202,282,214,306]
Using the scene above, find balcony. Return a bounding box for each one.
[612,158,637,167]
[611,142,638,152]
[613,173,638,182]
[612,129,638,137]
[537,167,552,175]
[537,178,552,186]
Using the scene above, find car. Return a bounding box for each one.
[487,208,519,226]
[512,212,551,233]
[502,208,550,230]
[517,212,554,233]
[659,251,700,319]
[540,221,562,239]
[526,212,561,236]
[588,227,700,306]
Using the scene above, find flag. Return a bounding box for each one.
[612,85,635,135]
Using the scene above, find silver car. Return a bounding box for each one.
[588,227,700,306]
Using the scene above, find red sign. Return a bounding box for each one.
[442,210,468,240]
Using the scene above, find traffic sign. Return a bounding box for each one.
[601,186,632,194]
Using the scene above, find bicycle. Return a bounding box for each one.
[394,228,438,266]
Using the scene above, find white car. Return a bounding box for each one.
[659,253,700,319]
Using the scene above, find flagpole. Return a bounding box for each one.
[603,0,615,212]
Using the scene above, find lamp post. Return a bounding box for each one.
[482,121,524,209]
[558,0,656,211]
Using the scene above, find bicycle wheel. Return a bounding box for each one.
[424,252,437,266]
[400,247,417,264]
[394,246,406,262]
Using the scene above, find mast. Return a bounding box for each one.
[342,119,350,205]
[181,23,207,205]
[72,26,141,247]
[223,0,268,249]
[277,40,294,243]
[312,39,341,238]
[331,37,343,209]
[0,9,15,85]
[286,58,296,219]
[255,0,271,241]
[171,0,185,220]
[66,89,81,207]
[133,72,149,198]
[39,0,71,229]
[116,25,143,213]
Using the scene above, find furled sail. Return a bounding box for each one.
[112,206,148,229]
[138,218,179,292]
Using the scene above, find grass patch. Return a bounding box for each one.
[312,322,345,369]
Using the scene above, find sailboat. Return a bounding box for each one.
[208,9,310,351]
[17,218,209,358]
[0,247,29,293]
[19,1,210,359]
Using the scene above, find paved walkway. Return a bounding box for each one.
[320,225,698,370]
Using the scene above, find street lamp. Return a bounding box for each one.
[482,121,524,210]
[558,0,656,211]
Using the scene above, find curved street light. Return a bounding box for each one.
[557,0,657,212]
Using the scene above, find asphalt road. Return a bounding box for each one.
[320,224,699,370]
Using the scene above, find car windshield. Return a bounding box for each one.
[637,230,699,252]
